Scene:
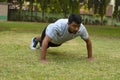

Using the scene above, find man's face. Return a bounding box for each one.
[68,22,80,34]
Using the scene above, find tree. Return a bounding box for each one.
[98,0,110,24]
[88,0,94,10]
[79,0,85,3]
[48,0,61,13]
[58,0,80,17]
[26,0,36,21]
[17,0,24,20]
[0,0,7,2]
[69,0,80,14]
[36,0,50,22]
[113,0,120,22]
[58,0,70,17]
[87,0,110,24]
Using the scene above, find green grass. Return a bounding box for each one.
[0,22,120,80]
[86,25,120,38]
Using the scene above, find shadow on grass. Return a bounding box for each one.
[47,50,86,63]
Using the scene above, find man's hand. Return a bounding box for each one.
[40,35,51,62]
[85,38,92,59]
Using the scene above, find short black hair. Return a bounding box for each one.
[68,14,82,24]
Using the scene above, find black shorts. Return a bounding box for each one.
[40,27,61,48]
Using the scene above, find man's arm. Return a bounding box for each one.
[84,37,93,59]
[40,35,51,61]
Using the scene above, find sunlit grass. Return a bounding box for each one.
[0,22,120,80]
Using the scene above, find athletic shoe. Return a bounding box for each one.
[30,38,38,50]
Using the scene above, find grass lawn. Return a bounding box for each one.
[0,22,120,80]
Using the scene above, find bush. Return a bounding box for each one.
[103,19,108,25]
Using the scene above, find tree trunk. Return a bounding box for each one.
[101,15,103,25]
[42,9,45,22]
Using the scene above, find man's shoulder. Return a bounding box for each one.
[46,23,55,31]
[80,23,86,30]
[55,19,68,23]
[58,18,68,21]
[47,19,68,31]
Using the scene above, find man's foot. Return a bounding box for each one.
[30,38,38,50]
[38,42,42,49]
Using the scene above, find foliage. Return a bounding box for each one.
[59,0,70,17]
[7,0,113,23]
[48,0,61,13]
[69,0,80,14]
[87,0,110,24]
[36,0,50,21]
[0,0,7,2]
[88,0,94,10]
[113,0,120,21]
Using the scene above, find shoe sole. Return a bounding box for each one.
[30,38,36,50]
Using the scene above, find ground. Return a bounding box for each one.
[0,22,120,80]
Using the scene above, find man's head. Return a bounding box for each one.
[68,14,82,34]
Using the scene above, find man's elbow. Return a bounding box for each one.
[85,38,92,44]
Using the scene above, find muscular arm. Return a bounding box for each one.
[84,37,92,58]
[40,35,51,61]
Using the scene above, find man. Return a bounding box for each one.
[30,14,93,62]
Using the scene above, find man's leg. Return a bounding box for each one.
[36,36,41,42]
[34,36,41,47]
[36,36,42,48]
[30,27,46,50]
[39,27,47,48]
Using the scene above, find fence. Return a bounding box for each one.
[8,9,64,23]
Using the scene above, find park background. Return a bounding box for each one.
[0,0,120,25]
[0,0,120,80]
